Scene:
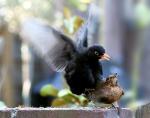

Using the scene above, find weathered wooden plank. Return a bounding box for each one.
[0,110,11,118]
[136,103,150,118]
[0,107,133,118]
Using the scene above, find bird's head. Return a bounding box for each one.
[87,45,111,60]
[106,73,118,86]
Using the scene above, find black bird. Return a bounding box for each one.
[64,44,110,95]
[44,28,110,95]
[21,5,110,95]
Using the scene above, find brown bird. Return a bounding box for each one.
[85,73,124,107]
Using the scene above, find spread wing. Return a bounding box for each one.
[20,20,77,72]
[76,4,100,52]
[76,22,88,52]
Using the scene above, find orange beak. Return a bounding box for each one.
[99,53,111,60]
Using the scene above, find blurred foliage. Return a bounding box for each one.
[0,0,53,31]
[135,2,150,28]
[40,84,88,107]
[0,0,89,32]
[0,101,7,108]
[63,7,84,34]
[40,84,59,97]
[68,0,91,11]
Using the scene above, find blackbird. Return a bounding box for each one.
[86,73,124,106]
[21,4,110,95]
[45,28,110,95]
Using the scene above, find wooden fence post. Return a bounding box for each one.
[136,103,150,118]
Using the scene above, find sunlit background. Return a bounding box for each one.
[0,0,150,109]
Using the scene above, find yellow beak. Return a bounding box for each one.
[100,53,111,60]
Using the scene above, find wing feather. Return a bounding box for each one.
[20,20,77,72]
[75,4,100,51]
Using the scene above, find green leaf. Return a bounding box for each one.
[40,84,59,97]
[58,89,77,103]
[58,89,88,106]
[77,95,88,106]
[52,98,68,107]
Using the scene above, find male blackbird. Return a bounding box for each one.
[21,4,110,96]
[46,28,110,95]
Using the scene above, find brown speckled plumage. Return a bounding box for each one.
[86,74,124,104]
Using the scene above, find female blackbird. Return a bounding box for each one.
[86,73,124,106]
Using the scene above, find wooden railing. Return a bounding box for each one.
[0,107,133,118]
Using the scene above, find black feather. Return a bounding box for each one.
[76,22,88,52]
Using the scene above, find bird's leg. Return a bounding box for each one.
[111,102,121,116]
[112,102,118,108]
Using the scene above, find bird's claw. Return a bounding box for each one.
[111,103,121,116]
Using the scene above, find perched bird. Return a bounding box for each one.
[20,4,110,96]
[63,4,110,95]
[64,45,110,95]
[46,28,110,95]
[86,73,124,106]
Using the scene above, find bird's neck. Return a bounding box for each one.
[87,55,99,63]
[78,51,99,64]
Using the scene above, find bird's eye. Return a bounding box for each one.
[116,81,118,85]
[94,51,99,56]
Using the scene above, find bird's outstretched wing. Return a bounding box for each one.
[20,20,77,72]
[76,22,88,52]
[76,4,100,52]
